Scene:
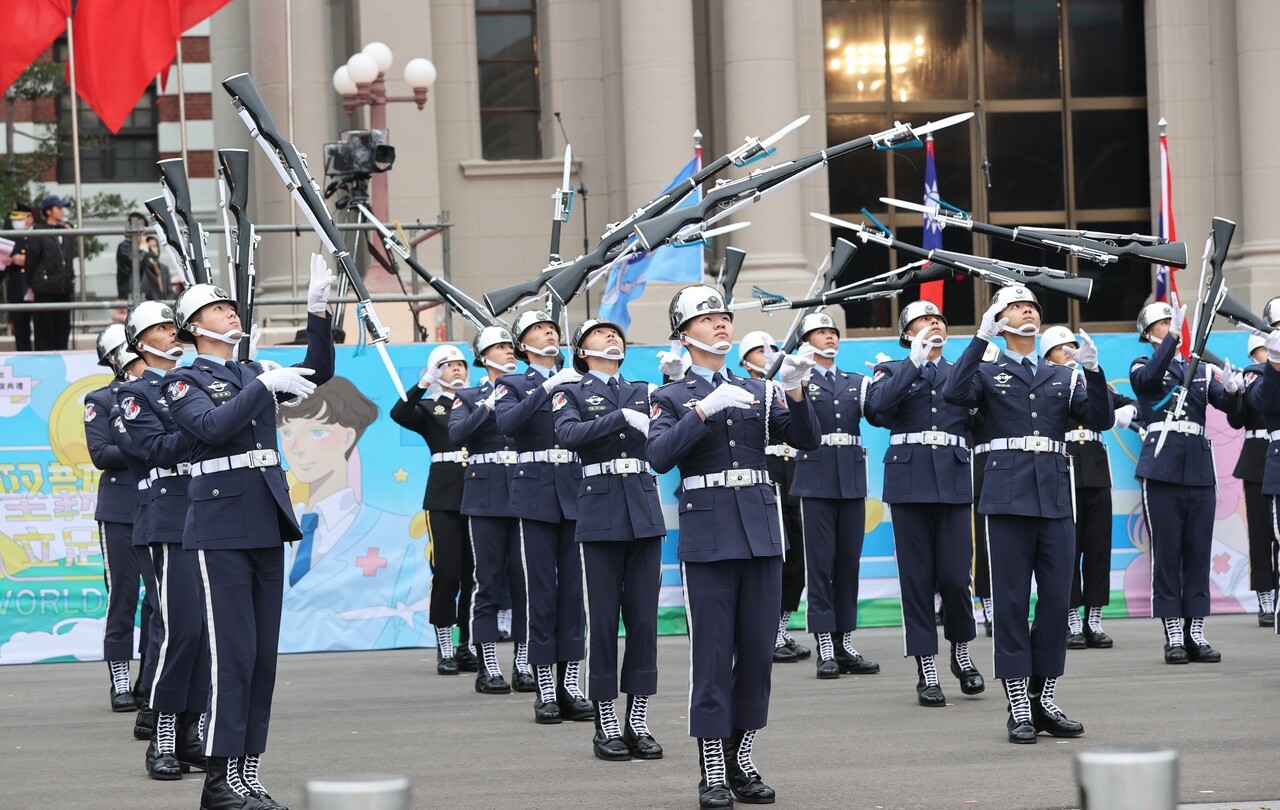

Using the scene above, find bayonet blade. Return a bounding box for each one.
[759,114,810,150]
[908,111,975,139]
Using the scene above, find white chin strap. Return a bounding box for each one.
[140,343,185,361]
[579,346,625,362]
[922,335,947,348]
[522,343,561,358]
[682,335,732,355]
[1147,335,1163,346]
[194,325,244,345]
[439,377,466,390]
[811,347,839,359]
[1002,323,1040,337]
[742,360,768,375]
[483,358,517,373]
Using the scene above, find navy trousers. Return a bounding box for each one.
[985,514,1073,679]
[519,517,585,665]
[197,546,283,757]
[1244,481,1277,591]
[468,515,527,645]
[149,543,211,714]
[427,509,474,644]
[683,556,782,739]
[1071,486,1113,608]
[581,538,661,700]
[800,497,864,633]
[139,546,162,689]
[779,499,806,613]
[99,520,141,662]
[1142,480,1214,618]
[891,503,976,656]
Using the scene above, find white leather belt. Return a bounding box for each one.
[973,443,990,455]
[582,458,649,477]
[148,463,191,482]
[682,469,771,490]
[136,480,150,491]
[1245,429,1269,440]
[889,431,967,449]
[1147,420,1204,437]
[1065,429,1101,443]
[765,445,797,459]
[820,432,862,447]
[986,436,1066,454]
[1270,429,1280,442]
[517,449,579,464]
[190,449,280,477]
[472,450,519,466]
[431,451,468,463]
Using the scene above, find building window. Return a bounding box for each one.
[476,0,542,160]
[822,0,1149,331]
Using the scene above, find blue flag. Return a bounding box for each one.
[598,152,703,330]
[920,133,944,306]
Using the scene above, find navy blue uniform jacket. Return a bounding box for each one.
[789,368,869,500]
[447,379,516,518]
[494,368,581,522]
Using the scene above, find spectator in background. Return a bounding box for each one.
[145,236,181,296]
[2,202,35,351]
[116,212,161,302]
[24,194,76,350]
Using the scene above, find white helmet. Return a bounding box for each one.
[1040,325,1078,358]
[1264,296,1280,327]
[1248,333,1267,357]
[472,326,515,367]
[113,343,141,374]
[96,323,128,369]
[897,300,946,347]
[668,284,731,339]
[799,312,839,341]
[1136,301,1174,342]
[173,283,235,342]
[427,344,467,370]
[511,309,559,362]
[571,318,626,373]
[124,300,177,351]
[991,285,1041,317]
[738,331,778,365]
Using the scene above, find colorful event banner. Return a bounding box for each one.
[0,331,1262,664]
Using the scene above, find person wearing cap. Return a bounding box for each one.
[738,330,810,664]
[552,318,664,761]
[25,194,76,350]
[117,300,209,782]
[1235,313,1277,628]
[449,325,533,697]
[2,202,35,351]
[648,284,820,808]
[944,286,1113,744]
[493,310,590,725]
[866,300,984,707]
[1041,326,1139,649]
[164,257,334,810]
[1131,299,1243,666]
[84,325,150,714]
[390,344,480,674]
[786,310,880,680]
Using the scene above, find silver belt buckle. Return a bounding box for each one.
[497,450,518,465]
[1024,436,1051,453]
[176,462,192,475]
[547,449,572,464]
[1176,421,1197,435]
[725,469,753,488]
[920,430,947,447]
[613,458,641,474]
[828,433,852,447]
[248,449,277,468]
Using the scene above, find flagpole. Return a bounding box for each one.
[285,0,298,299]
[66,15,86,345]
[176,37,189,164]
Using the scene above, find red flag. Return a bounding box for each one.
[180,0,234,30]
[72,0,181,134]
[1155,125,1191,357]
[0,0,72,96]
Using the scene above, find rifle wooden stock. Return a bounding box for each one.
[157,159,210,285]
[1217,291,1273,334]
[1007,224,1188,267]
[908,246,1093,303]
[485,264,566,316]
[143,196,192,287]
[765,239,859,379]
[217,149,255,361]
[721,247,747,303]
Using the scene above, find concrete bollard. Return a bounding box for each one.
[304,775,412,810]
[1075,747,1178,810]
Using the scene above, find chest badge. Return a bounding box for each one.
[683,398,700,409]
[209,381,229,392]
[585,395,604,406]
[993,372,1013,387]
[433,404,447,415]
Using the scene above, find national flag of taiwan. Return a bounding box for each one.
[0,0,71,96]
[1155,124,1191,357]
[919,134,944,307]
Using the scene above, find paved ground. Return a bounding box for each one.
[2,616,1278,809]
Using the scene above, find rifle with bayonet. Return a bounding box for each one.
[483,115,813,314]
[753,259,951,312]
[720,247,747,305]
[880,197,1189,268]
[216,149,258,363]
[222,71,407,401]
[762,238,860,380]
[157,158,211,285]
[143,196,194,288]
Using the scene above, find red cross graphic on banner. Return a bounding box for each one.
[356,548,388,576]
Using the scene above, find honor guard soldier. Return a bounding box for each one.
[166,258,335,810]
[1245,311,1280,635]
[494,310,591,724]
[86,325,149,713]
[969,341,1003,637]
[944,286,1113,744]
[390,345,479,674]
[648,284,820,808]
[866,301,984,707]
[552,318,664,760]
[1131,300,1242,664]
[448,326,533,695]
[787,311,880,680]
[1236,323,1277,627]
[1041,326,1139,649]
[738,331,810,663]
[119,300,209,781]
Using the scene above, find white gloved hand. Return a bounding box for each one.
[542,366,583,393]
[864,351,893,372]
[698,382,755,417]
[307,253,337,314]
[976,301,1009,341]
[908,328,932,368]
[482,388,500,411]
[797,343,818,363]
[658,343,686,380]
[1114,403,1137,431]
[620,408,650,437]
[419,364,441,390]
[777,352,817,392]
[1169,292,1186,338]
[244,326,262,360]
[1266,330,1280,364]
[257,366,317,399]
[1065,329,1099,371]
[1219,359,1243,394]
